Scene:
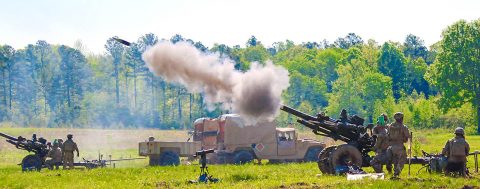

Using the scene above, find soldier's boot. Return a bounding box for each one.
[461,163,467,178]
[393,163,404,178]
[371,162,383,173]
[386,164,393,174]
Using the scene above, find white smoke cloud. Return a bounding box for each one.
[142,41,289,123]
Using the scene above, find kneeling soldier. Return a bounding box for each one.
[46,140,63,170]
[442,127,470,177]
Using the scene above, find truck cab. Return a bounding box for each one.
[276,128,297,156]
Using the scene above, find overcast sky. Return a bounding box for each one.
[1,0,479,54]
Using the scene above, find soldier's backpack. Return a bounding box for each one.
[449,138,467,156]
[388,124,402,142]
[63,140,74,152]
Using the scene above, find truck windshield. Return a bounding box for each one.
[278,132,294,141]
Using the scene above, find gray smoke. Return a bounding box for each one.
[142,41,289,123]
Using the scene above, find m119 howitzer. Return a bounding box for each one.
[0,132,49,171]
[281,105,480,175]
[0,132,145,171]
[280,105,375,174]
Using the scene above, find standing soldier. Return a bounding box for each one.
[63,134,79,170]
[442,127,470,177]
[387,112,410,178]
[370,114,390,173]
[46,140,63,170]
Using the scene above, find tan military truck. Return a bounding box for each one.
[139,114,325,166]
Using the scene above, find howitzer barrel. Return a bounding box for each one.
[0,132,18,141]
[280,105,317,121]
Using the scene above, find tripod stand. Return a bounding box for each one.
[193,149,219,183]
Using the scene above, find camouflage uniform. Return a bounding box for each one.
[46,142,63,170]
[442,127,470,177]
[63,134,79,170]
[387,112,410,177]
[370,115,390,173]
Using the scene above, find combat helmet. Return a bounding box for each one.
[67,134,73,139]
[393,112,403,120]
[454,127,465,135]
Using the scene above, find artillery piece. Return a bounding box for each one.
[280,105,375,174]
[281,105,480,175]
[0,132,49,171]
[0,132,145,171]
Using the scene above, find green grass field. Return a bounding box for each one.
[1,127,479,189]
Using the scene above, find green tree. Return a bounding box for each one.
[403,34,428,61]
[246,35,259,47]
[405,57,430,95]
[334,33,364,49]
[426,19,480,133]
[378,42,407,99]
[365,73,395,122]
[0,45,15,120]
[57,45,90,125]
[315,48,344,92]
[237,45,269,70]
[105,37,125,106]
[0,46,15,102]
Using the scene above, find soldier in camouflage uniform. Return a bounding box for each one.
[370,114,391,173]
[45,140,63,170]
[442,127,470,177]
[387,112,410,178]
[63,134,79,170]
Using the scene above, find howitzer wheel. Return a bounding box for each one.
[317,146,337,174]
[22,154,42,171]
[330,144,362,169]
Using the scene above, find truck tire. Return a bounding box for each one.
[22,154,42,171]
[233,150,254,164]
[159,151,180,166]
[304,146,323,162]
[149,155,160,166]
[317,146,337,174]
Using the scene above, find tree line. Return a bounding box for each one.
[0,19,478,133]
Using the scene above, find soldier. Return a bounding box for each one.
[370,114,390,173]
[387,112,410,178]
[63,134,79,170]
[45,140,63,170]
[381,113,393,173]
[46,142,52,150]
[442,127,470,177]
[58,139,64,160]
[339,109,349,124]
[31,134,37,143]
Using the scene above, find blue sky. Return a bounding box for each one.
[1,0,479,54]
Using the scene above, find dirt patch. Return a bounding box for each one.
[277,182,317,189]
[462,185,480,189]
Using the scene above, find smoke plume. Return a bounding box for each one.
[142,41,289,122]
